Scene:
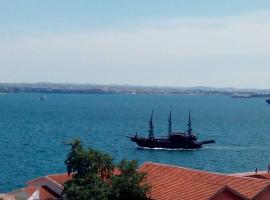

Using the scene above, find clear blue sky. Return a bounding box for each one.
[1,1,270,88]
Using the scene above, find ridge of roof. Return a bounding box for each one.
[46,173,71,187]
[140,161,222,174]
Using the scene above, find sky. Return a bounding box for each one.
[0,0,270,88]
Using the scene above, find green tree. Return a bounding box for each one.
[109,159,150,200]
[63,139,150,200]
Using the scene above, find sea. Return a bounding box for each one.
[0,93,270,192]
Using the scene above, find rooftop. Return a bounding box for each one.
[7,162,270,200]
[139,162,270,200]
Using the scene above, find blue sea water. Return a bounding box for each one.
[0,93,270,192]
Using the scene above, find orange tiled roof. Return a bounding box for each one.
[139,162,270,200]
[47,173,72,186]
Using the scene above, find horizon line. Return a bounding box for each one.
[0,82,269,91]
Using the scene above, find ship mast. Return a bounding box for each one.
[148,110,154,139]
[187,109,192,134]
[168,107,172,135]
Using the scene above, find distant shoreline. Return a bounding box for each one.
[0,83,269,97]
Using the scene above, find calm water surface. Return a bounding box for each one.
[0,93,270,192]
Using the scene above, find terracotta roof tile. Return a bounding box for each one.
[139,162,270,200]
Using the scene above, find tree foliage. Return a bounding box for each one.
[63,139,150,200]
[109,159,150,200]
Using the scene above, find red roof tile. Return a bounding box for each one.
[139,162,270,200]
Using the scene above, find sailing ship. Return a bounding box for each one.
[128,109,215,149]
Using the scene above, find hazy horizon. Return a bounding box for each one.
[1,1,270,88]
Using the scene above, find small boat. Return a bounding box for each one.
[266,98,270,104]
[40,96,47,101]
[127,109,215,150]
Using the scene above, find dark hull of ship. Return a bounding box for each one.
[130,137,214,150]
[266,99,270,104]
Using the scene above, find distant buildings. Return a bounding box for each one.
[2,162,270,200]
